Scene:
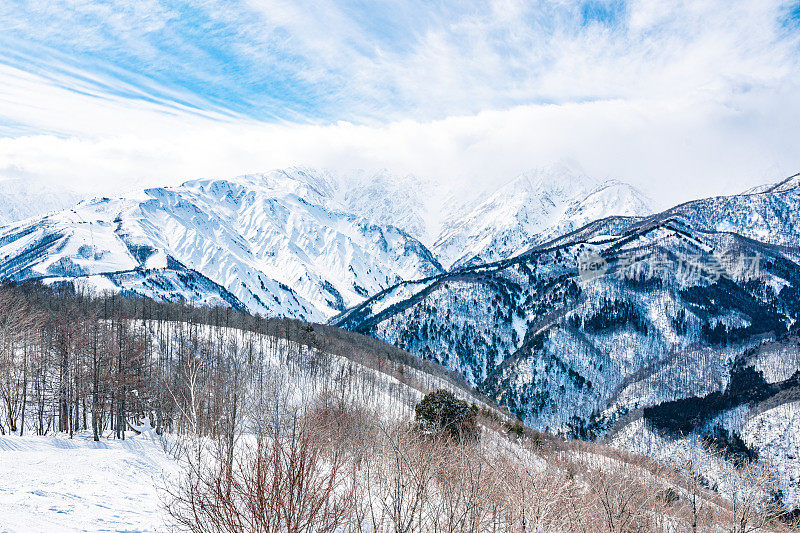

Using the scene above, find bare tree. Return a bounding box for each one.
[165,414,353,533]
[724,455,786,533]
[579,452,663,533]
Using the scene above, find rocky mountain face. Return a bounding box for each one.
[333,173,800,506]
[0,169,443,321]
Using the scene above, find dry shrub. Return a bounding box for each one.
[585,456,664,532]
[305,393,376,466]
[167,394,800,533]
[165,417,354,533]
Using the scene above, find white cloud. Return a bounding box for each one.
[2,80,798,208]
[0,0,798,208]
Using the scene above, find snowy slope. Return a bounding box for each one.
[741,401,800,504]
[538,180,652,244]
[332,171,800,502]
[0,178,83,226]
[0,428,174,533]
[610,389,800,508]
[432,164,652,270]
[0,314,503,532]
[0,168,443,321]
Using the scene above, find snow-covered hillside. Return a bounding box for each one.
[0,164,654,319]
[0,178,82,225]
[0,295,778,531]
[0,296,503,532]
[432,163,652,270]
[334,172,800,504]
[661,172,800,248]
[0,168,443,321]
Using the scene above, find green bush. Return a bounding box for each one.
[415,390,479,442]
[505,420,525,438]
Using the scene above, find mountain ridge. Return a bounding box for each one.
[0,165,655,319]
[0,168,443,321]
[331,171,800,505]
[432,164,653,270]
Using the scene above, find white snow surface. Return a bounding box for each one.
[0,427,174,533]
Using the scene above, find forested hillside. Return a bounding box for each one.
[0,281,488,440]
[1,283,797,532]
[334,175,800,508]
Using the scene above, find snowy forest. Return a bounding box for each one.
[0,281,797,532]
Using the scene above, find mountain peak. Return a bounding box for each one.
[433,167,646,270]
[0,170,442,321]
[513,161,596,191]
[180,167,338,205]
[742,171,800,195]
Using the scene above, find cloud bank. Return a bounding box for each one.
[0,0,798,206]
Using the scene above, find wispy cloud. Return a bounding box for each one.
[0,0,798,205]
[4,0,798,122]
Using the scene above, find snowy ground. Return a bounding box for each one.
[0,427,174,533]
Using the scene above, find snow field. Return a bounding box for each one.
[0,428,175,533]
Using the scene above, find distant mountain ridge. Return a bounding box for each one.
[331,171,800,504]
[432,163,653,270]
[0,168,443,321]
[0,165,654,320]
[0,178,83,226]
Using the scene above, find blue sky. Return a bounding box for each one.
[0,0,799,203]
[0,0,644,123]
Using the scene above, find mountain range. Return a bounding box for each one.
[332,171,800,505]
[0,168,444,321]
[0,163,648,320]
[2,165,800,504]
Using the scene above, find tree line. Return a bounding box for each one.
[0,281,487,441]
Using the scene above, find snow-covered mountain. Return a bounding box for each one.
[0,178,83,225]
[2,165,799,508]
[0,165,654,320]
[432,163,653,270]
[661,172,800,248]
[341,170,437,243]
[333,172,800,504]
[336,171,800,420]
[0,168,443,321]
